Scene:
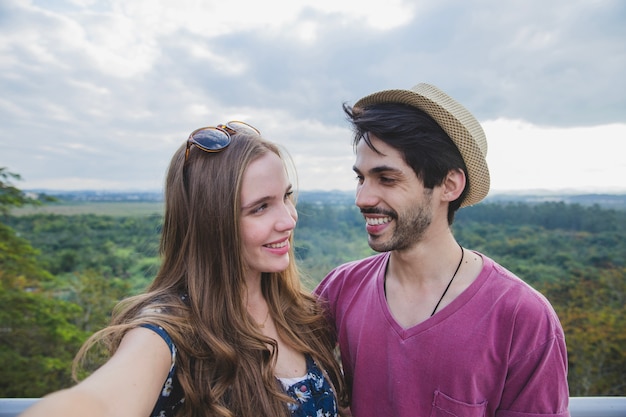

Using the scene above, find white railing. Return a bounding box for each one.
[0,397,625,417]
[568,397,626,417]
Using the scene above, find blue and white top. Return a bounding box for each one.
[140,324,337,417]
[278,354,338,417]
[140,324,185,417]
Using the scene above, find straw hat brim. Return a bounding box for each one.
[354,83,490,207]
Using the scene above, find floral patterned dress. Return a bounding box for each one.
[141,324,337,417]
[279,354,338,417]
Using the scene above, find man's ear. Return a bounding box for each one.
[442,169,466,203]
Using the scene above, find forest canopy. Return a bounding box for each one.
[1,172,624,397]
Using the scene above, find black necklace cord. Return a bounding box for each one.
[431,243,464,316]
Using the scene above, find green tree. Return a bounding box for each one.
[539,267,626,395]
[0,170,86,396]
[3,192,626,396]
[60,270,130,332]
[0,168,55,216]
[0,289,87,397]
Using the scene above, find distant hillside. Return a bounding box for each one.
[26,189,626,210]
[485,192,626,209]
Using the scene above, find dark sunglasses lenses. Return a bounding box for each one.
[190,128,231,152]
[186,121,260,160]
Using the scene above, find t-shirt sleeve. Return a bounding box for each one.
[496,307,570,416]
[314,268,341,328]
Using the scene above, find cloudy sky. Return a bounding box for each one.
[1,0,625,196]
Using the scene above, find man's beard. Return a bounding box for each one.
[367,192,433,252]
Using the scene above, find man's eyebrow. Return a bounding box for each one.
[353,165,403,175]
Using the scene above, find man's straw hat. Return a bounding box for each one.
[354,83,490,207]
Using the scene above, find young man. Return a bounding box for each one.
[315,84,570,417]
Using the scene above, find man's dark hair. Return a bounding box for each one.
[344,102,468,224]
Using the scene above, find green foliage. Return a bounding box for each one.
[4,213,162,289]
[56,270,131,332]
[295,202,374,288]
[0,223,53,290]
[0,288,87,397]
[454,203,626,395]
[454,203,625,286]
[0,169,32,216]
[1,192,625,396]
[0,173,127,396]
[538,267,626,395]
[0,168,56,216]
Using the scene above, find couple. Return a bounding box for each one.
[21,84,570,417]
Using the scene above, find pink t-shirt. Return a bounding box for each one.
[315,252,570,417]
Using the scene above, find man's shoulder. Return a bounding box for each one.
[315,252,387,296]
[486,257,547,296]
[480,254,563,325]
[327,252,387,279]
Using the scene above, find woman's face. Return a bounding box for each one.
[239,151,297,278]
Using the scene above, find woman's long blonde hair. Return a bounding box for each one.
[74,131,347,416]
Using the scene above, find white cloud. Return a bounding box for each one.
[0,0,624,193]
[484,120,626,192]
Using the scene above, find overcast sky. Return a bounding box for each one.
[1,0,625,195]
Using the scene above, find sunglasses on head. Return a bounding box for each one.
[185,121,260,160]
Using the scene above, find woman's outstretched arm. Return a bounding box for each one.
[19,326,172,417]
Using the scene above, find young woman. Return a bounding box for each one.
[21,122,347,417]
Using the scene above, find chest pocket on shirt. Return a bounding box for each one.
[430,390,487,417]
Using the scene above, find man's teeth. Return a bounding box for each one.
[266,241,288,248]
[366,216,392,225]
